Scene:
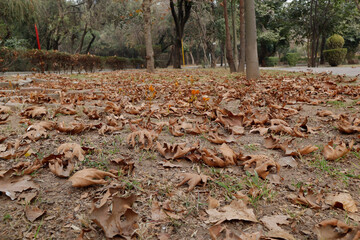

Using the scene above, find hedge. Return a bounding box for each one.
[265,57,279,67]
[323,48,347,67]
[0,48,145,73]
[285,53,299,67]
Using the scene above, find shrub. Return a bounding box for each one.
[105,56,130,70]
[265,57,279,67]
[285,53,299,66]
[326,34,345,49]
[323,48,347,66]
[0,47,18,72]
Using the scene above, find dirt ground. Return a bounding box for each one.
[0,68,359,240]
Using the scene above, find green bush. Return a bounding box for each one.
[105,56,130,70]
[326,34,345,49]
[265,57,279,67]
[285,53,299,66]
[323,48,347,66]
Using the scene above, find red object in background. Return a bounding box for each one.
[34,23,41,50]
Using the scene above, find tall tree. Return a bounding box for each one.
[238,0,245,72]
[223,0,236,72]
[143,0,155,73]
[170,0,192,69]
[245,0,259,79]
[231,0,238,70]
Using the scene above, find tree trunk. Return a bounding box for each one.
[78,22,88,54]
[245,0,260,79]
[238,0,245,72]
[231,0,238,71]
[85,32,96,54]
[210,2,216,68]
[223,0,236,73]
[189,51,195,65]
[170,0,192,69]
[143,0,155,73]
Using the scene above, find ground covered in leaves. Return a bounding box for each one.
[0,68,359,239]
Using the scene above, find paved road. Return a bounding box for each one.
[264,66,360,77]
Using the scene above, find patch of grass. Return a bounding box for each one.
[214,174,243,200]
[3,213,11,222]
[243,171,276,207]
[327,100,346,108]
[244,144,259,152]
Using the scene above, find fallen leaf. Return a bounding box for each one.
[54,106,77,115]
[21,106,47,118]
[242,155,280,179]
[156,142,195,160]
[288,187,322,209]
[57,143,85,161]
[177,173,209,192]
[325,193,358,213]
[127,129,159,149]
[69,168,117,187]
[25,206,45,222]
[90,194,139,238]
[208,196,220,210]
[206,199,257,224]
[323,139,354,161]
[0,169,38,200]
[314,219,360,240]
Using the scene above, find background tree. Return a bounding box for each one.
[223,0,236,72]
[245,0,259,79]
[238,0,245,72]
[143,0,155,72]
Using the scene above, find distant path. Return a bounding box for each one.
[264,66,360,77]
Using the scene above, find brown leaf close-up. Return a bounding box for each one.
[68,168,117,187]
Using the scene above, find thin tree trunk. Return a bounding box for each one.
[143,0,155,73]
[189,51,195,65]
[223,0,236,72]
[210,2,216,68]
[238,0,245,72]
[85,32,96,53]
[78,22,88,54]
[231,0,238,71]
[245,0,260,79]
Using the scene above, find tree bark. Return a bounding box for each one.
[238,0,245,72]
[143,0,155,73]
[170,0,192,69]
[245,0,260,79]
[223,0,236,73]
[78,22,88,54]
[231,0,238,71]
[85,32,96,53]
[210,2,216,68]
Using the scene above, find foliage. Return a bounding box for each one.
[325,34,345,49]
[265,56,279,67]
[285,53,299,66]
[0,47,18,72]
[323,48,347,67]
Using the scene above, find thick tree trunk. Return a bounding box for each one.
[231,0,238,71]
[223,0,237,73]
[170,0,192,69]
[78,22,88,54]
[245,0,260,79]
[143,0,155,73]
[238,0,245,72]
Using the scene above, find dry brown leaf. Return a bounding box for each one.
[84,108,102,120]
[0,169,39,200]
[56,122,89,134]
[208,196,220,210]
[177,173,209,192]
[49,157,75,178]
[215,110,245,128]
[261,215,290,232]
[57,143,85,161]
[0,145,31,160]
[151,200,180,221]
[54,106,77,115]
[219,143,239,165]
[127,129,159,149]
[201,148,229,167]
[242,155,280,179]
[69,168,117,187]
[90,194,139,238]
[323,139,354,161]
[156,142,195,160]
[23,128,47,141]
[21,106,47,118]
[207,131,237,144]
[206,199,257,224]
[288,187,321,209]
[325,193,358,213]
[0,106,12,114]
[25,206,45,222]
[314,219,360,240]
[98,125,123,135]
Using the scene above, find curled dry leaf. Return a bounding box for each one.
[90,194,139,239]
[0,169,39,200]
[177,173,209,192]
[208,224,243,240]
[288,187,321,209]
[242,155,280,179]
[206,199,257,224]
[48,156,74,178]
[201,148,229,167]
[215,109,244,128]
[219,143,239,165]
[208,196,220,210]
[83,107,101,120]
[314,219,360,240]
[337,116,360,134]
[325,193,358,213]
[23,128,47,141]
[56,122,89,134]
[69,168,117,187]
[156,142,196,160]
[54,106,77,115]
[207,131,237,144]
[57,143,85,161]
[323,139,354,161]
[98,125,123,135]
[0,145,31,160]
[127,129,159,149]
[25,206,45,222]
[151,200,180,221]
[21,106,47,118]
[0,105,12,114]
